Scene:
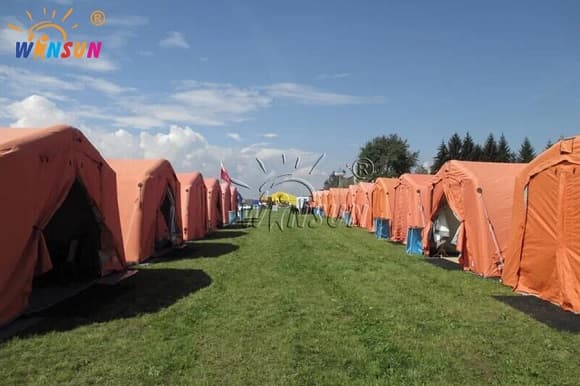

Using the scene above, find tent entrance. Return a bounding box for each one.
[429,200,461,257]
[30,179,102,310]
[156,186,181,250]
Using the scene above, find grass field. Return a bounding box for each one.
[1,210,579,385]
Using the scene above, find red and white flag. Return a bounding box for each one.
[220,161,232,183]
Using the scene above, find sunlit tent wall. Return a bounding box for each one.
[392,174,433,254]
[345,185,358,225]
[354,182,375,232]
[229,185,239,224]
[219,181,232,226]
[372,178,398,239]
[321,190,331,217]
[108,159,183,264]
[329,188,348,218]
[0,126,127,327]
[204,178,222,231]
[177,172,207,241]
[504,137,580,312]
[426,161,526,277]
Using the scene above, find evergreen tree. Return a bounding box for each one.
[545,139,554,150]
[432,140,449,173]
[496,133,515,162]
[447,133,463,160]
[471,144,483,161]
[460,132,476,160]
[481,133,499,162]
[517,137,536,163]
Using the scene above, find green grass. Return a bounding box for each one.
[1,209,579,385]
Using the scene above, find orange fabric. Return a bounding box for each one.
[219,181,231,225]
[504,137,580,312]
[372,178,398,220]
[108,159,183,264]
[0,125,127,327]
[354,182,375,231]
[204,178,222,231]
[346,185,357,223]
[329,188,348,218]
[391,174,433,244]
[427,161,526,277]
[177,172,207,241]
[321,190,331,215]
[230,186,239,212]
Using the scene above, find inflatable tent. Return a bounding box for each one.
[219,181,232,226]
[426,161,526,277]
[177,172,207,241]
[229,185,239,224]
[354,182,375,231]
[204,178,222,231]
[504,137,580,312]
[345,185,358,225]
[321,190,331,217]
[329,188,348,218]
[372,178,398,239]
[108,159,183,264]
[0,126,127,327]
[392,174,433,254]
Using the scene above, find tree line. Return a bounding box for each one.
[323,132,556,188]
[431,133,539,173]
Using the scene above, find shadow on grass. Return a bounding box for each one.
[494,295,580,332]
[424,257,462,271]
[205,230,249,240]
[149,241,240,263]
[4,268,212,340]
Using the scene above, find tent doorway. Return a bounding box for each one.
[429,199,461,257]
[157,186,181,250]
[30,179,103,311]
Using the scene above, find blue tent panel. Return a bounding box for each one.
[406,228,423,254]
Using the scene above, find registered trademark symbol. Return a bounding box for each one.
[90,10,106,26]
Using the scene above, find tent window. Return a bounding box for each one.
[35,179,102,287]
[429,200,461,257]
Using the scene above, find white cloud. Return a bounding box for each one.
[0,29,22,55]
[227,132,241,141]
[0,95,327,195]
[5,95,72,127]
[0,65,81,92]
[72,75,134,96]
[263,133,278,138]
[159,31,190,49]
[264,83,385,105]
[316,72,351,80]
[58,56,119,72]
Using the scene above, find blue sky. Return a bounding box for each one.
[1,0,579,195]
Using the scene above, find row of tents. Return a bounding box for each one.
[0,125,241,327]
[311,137,580,314]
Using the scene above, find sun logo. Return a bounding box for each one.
[6,7,103,60]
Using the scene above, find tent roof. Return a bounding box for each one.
[204,177,220,191]
[176,171,204,186]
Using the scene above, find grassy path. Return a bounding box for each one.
[1,210,579,385]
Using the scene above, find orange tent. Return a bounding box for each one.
[504,137,580,312]
[329,188,348,218]
[204,178,222,231]
[230,185,239,212]
[219,181,231,225]
[372,177,398,220]
[391,174,433,249]
[108,159,183,264]
[177,172,208,241]
[353,182,375,231]
[346,185,358,225]
[426,161,526,277]
[321,190,331,216]
[0,126,127,327]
